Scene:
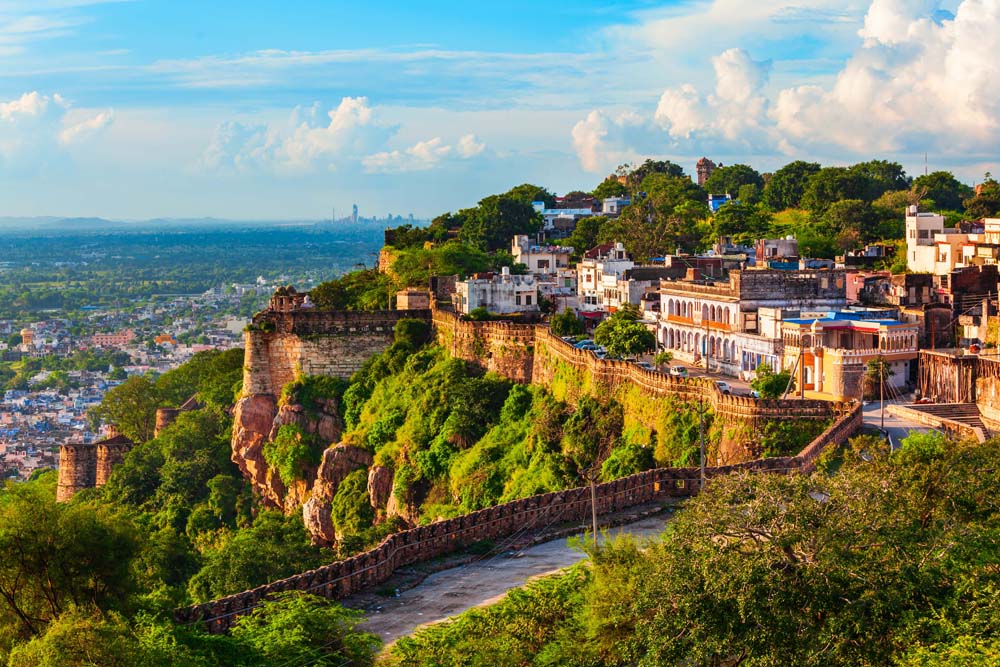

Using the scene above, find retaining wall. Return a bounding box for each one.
[178,400,862,633]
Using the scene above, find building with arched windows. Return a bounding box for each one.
[656,268,849,379]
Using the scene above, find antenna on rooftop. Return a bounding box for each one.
[924,152,928,177]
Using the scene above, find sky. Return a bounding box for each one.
[0,0,997,220]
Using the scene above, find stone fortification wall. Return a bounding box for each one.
[918,350,980,404]
[178,400,861,633]
[243,309,432,396]
[95,442,132,486]
[177,444,836,633]
[56,443,97,502]
[190,305,862,632]
[432,309,536,383]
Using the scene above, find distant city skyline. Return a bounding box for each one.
[0,0,995,220]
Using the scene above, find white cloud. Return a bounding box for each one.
[574,0,1000,171]
[59,108,113,144]
[201,97,396,172]
[0,90,111,169]
[363,134,487,174]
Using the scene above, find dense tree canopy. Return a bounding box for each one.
[390,431,1000,666]
[762,160,820,210]
[702,163,764,197]
[600,174,708,259]
[913,170,972,211]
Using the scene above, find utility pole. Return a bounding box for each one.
[699,394,706,490]
[880,357,885,430]
[589,476,598,548]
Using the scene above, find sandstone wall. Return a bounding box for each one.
[243,309,432,397]
[56,443,97,503]
[95,442,133,486]
[177,396,862,634]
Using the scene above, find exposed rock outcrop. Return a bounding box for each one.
[301,445,374,545]
[232,393,345,511]
[367,465,393,523]
[231,394,279,507]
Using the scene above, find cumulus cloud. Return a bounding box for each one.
[59,109,113,144]
[204,97,485,174]
[572,109,664,173]
[363,134,487,173]
[573,0,1000,171]
[0,90,112,169]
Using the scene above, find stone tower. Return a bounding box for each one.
[696,157,717,186]
[56,442,97,502]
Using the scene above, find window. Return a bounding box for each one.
[516,295,522,306]
[537,259,550,270]
[525,295,532,306]
[918,230,930,239]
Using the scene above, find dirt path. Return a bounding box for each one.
[355,510,676,646]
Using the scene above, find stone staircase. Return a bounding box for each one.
[899,403,988,442]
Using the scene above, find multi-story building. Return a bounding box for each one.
[657,269,848,378]
[454,267,539,315]
[577,243,633,313]
[91,329,136,348]
[601,197,631,216]
[780,310,919,400]
[511,235,572,274]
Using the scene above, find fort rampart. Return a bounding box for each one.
[177,305,863,632]
[243,309,432,396]
[177,399,861,634]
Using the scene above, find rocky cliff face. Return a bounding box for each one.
[231,394,345,513]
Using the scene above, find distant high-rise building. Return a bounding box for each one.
[696,157,717,186]
[352,204,358,224]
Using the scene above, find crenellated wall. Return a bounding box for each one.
[56,443,97,502]
[242,309,432,397]
[177,399,862,634]
[192,304,863,631]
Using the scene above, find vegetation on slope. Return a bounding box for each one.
[387,431,1000,666]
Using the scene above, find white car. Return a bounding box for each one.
[715,381,732,395]
[669,366,688,378]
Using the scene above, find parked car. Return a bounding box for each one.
[636,361,656,371]
[574,339,595,349]
[715,381,732,395]
[669,366,688,377]
[749,389,761,399]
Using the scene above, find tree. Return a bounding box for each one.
[703,164,764,197]
[763,160,821,210]
[90,376,161,443]
[963,175,1000,219]
[653,351,673,369]
[560,216,603,260]
[0,485,140,639]
[592,178,627,200]
[864,355,893,400]
[800,167,872,213]
[849,159,910,200]
[913,171,972,211]
[750,362,793,398]
[593,313,655,358]
[600,173,708,258]
[458,195,543,251]
[231,592,379,667]
[712,201,773,244]
[550,309,584,337]
[619,159,686,191]
[504,183,555,207]
[819,199,876,246]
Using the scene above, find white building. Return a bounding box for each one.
[511,235,572,274]
[577,243,633,312]
[454,267,539,315]
[601,197,630,216]
[905,206,979,275]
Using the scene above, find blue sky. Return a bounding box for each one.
[0,0,995,220]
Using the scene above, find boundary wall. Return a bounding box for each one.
[176,402,861,634]
[178,305,862,632]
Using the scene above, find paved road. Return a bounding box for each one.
[356,512,675,646]
[862,401,932,449]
